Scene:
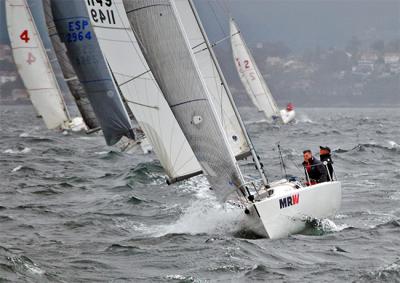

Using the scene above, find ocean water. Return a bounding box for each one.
[0,105,399,282]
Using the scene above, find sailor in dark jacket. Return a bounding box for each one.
[302,150,328,185]
[319,146,334,180]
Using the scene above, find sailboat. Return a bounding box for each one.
[45,0,136,146]
[42,0,100,131]
[230,18,295,124]
[122,0,341,239]
[5,0,85,131]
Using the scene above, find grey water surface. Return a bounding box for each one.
[0,105,399,282]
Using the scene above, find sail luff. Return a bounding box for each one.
[123,0,245,200]
[187,0,269,186]
[230,18,280,121]
[43,0,100,130]
[5,0,70,129]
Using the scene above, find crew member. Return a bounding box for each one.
[302,150,328,185]
[319,146,334,180]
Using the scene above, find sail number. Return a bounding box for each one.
[66,20,92,43]
[27,52,36,65]
[20,30,30,43]
[87,0,112,6]
[87,0,116,25]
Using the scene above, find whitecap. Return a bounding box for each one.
[153,200,243,236]
[296,113,314,123]
[388,140,400,149]
[314,218,349,232]
[3,147,31,154]
[11,165,22,172]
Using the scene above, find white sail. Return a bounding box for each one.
[174,0,250,159]
[5,0,70,129]
[230,18,281,121]
[85,0,202,180]
[123,0,245,200]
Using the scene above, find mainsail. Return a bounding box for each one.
[5,0,70,129]
[48,0,135,145]
[174,0,250,159]
[123,0,245,199]
[43,0,99,130]
[85,0,201,180]
[230,18,280,121]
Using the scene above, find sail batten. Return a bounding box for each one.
[48,0,135,145]
[85,0,202,180]
[5,0,70,130]
[123,0,244,200]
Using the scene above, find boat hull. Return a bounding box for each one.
[246,181,341,239]
[280,109,296,124]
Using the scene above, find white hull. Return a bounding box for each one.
[280,109,296,124]
[245,180,341,239]
[62,117,87,132]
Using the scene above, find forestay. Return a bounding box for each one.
[174,0,250,159]
[230,18,280,121]
[123,0,245,200]
[43,0,99,130]
[85,0,201,180]
[5,0,70,130]
[49,0,135,145]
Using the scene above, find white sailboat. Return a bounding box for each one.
[5,0,85,131]
[230,18,295,124]
[122,0,341,239]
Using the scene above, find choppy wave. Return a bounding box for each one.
[1,106,399,281]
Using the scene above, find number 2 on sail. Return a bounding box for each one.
[20,30,30,43]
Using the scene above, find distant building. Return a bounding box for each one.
[383,53,400,74]
[353,52,378,75]
[384,53,400,64]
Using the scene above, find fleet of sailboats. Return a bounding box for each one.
[4,0,341,239]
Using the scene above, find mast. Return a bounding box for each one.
[187,0,269,186]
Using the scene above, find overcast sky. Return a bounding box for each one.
[195,0,400,52]
[1,0,399,50]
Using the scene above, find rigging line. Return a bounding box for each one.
[207,0,227,37]
[193,32,240,55]
[119,69,151,86]
[126,99,159,110]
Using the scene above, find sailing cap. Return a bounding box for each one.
[319,146,331,152]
